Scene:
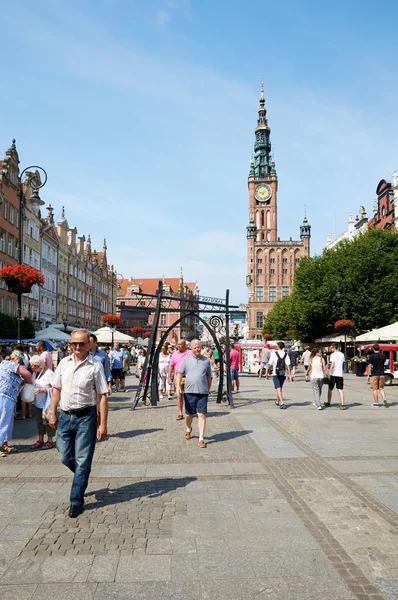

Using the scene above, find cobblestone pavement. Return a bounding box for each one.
[1,371,398,599]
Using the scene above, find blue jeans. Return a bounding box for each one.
[56,407,97,508]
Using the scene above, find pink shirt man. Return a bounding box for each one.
[41,350,53,371]
[170,349,192,375]
[230,348,239,371]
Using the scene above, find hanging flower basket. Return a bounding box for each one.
[102,314,121,328]
[0,265,45,294]
[263,333,273,340]
[334,319,355,332]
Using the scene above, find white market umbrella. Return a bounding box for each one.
[35,326,71,341]
[356,322,398,343]
[92,326,135,344]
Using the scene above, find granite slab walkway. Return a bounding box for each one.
[1,370,397,600]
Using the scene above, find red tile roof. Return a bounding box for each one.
[117,278,196,297]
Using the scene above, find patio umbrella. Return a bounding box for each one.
[35,327,71,341]
[92,327,135,344]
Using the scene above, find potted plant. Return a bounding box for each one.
[334,319,355,333]
[0,265,45,294]
[102,314,122,328]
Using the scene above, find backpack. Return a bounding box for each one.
[275,351,287,376]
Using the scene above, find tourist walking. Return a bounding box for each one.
[230,343,240,392]
[35,341,54,370]
[0,351,32,456]
[30,355,55,449]
[266,341,291,409]
[49,329,108,518]
[168,339,192,421]
[158,344,172,400]
[176,340,212,448]
[259,344,271,379]
[324,343,345,409]
[288,347,297,381]
[301,346,311,377]
[88,334,113,396]
[305,348,329,410]
[109,342,125,392]
[367,343,389,407]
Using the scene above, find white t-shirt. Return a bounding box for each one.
[330,351,344,378]
[302,350,311,366]
[33,368,54,409]
[269,350,291,375]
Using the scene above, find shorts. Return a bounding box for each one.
[111,368,123,380]
[329,376,344,390]
[273,374,286,389]
[260,362,269,369]
[370,376,384,391]
[184,393,208,415]
[230,369,239,381]
[214,358,220,365]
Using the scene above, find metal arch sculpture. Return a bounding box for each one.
[118,281,239,411]
[148,312,227,410]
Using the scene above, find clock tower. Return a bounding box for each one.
[246,84,311,339]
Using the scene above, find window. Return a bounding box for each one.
[269,286,277,302]
[282,257,288,264]
[295,258,300,265]
[256,311,264,329]
[9,206,15,225]
[257,269,263,275]
[257,258,263,264]
[15,242,19,261]
[0,231,4,252]
[282,286,290,298]
[282,269,288,275]
[270,257,275,264]
[269,268,275,275]
[7,235,13,256]
[3,201,8,220]
[160,314,167,326]
[255,286,264,302]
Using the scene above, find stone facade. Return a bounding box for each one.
[246,86,311,339]
[0,139,117,332]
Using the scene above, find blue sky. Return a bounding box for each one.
[1,0,398,305]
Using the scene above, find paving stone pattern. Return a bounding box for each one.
[0,372,397,599]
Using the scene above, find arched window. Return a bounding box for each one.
[266,211,271,229]
[261,212,265,227]
[256,211,260,228]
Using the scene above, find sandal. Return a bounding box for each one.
[1,445,17,453]
[41,441,54,450]
[176,415,184,421]
[31,440,44,449]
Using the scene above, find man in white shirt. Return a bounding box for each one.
[325,343,345,409]
[266,341,291,409]
[301,346,311,377]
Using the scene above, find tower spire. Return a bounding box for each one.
[253,81,273,178]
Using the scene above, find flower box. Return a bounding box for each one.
[0,265,44,295]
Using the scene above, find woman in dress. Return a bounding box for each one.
[30,355,55,450]
[158,344,172,400]
[305,348,329,410]
[0,351,32,456]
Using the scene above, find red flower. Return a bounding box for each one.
[130,326,144,337]
[0,265,45,287]
[263,333,273,340]
[102,314,121,328]
[144,331,151,338]
[334,319,354,331]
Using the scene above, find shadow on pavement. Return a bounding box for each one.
[109,428,163,439]
[84,477,196,509]
[207,430,253,444]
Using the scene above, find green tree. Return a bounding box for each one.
[0,314,35,339]
[263,229,398,342]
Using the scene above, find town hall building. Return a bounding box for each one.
[246,85,311,339]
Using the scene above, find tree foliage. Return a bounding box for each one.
[263,229,398,342]
[0,313,35,339]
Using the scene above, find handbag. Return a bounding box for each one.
[20,383,35,403]
[42,388,52,423]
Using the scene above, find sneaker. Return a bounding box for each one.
[198,440,207,448]
[340,405,345,410]
[184,429,192,440]
[167,395,172,400]
[159,394,164,399]
[312,403,316,407]
[383,399,389,407]
[372,402,381,407]
[323,402,331,407]
[279,404,285,409]
[317,406,323,410]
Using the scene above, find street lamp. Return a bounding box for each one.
[17,166,47,343]
[62,316,68,333]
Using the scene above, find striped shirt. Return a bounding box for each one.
[51,353,108,411]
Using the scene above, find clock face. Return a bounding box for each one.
[254,184,272,203]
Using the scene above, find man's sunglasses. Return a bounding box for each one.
[71,342,87,347]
